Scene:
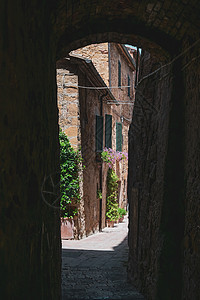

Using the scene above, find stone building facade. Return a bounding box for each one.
[57,43,135,238]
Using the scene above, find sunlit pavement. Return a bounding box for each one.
[62,216,145,299]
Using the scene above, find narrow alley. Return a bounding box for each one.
[62,216,145,299]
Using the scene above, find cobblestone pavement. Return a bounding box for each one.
[62,216,145,299]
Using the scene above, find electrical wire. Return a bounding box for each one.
[64,84,131,89]
[106,101,134,105]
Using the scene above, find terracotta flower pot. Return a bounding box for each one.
[119,216,124,222]
[107,220,115,228]
[61,217,74,239]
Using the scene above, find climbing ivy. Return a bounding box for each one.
[59,129,81,218]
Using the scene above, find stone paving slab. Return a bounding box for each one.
[62,216,145,299]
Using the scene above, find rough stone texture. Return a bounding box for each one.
[1,0,200,299]
[0,1,61,299]
[57,67,85,239]
[71,43,110,86]
[56,0,199,60]
[57,69,80,148]
[128,41,200,299]
[182,38,200,300]
[128,51,173,299]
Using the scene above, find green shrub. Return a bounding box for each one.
[106,168,120,221]
[118,207,127,218]
[59,129,82,218]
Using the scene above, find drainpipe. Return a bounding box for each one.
[99,91,108,231]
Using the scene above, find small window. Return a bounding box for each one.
[96,115,103,152]
[118,60,121,88]
[128,75,130,97]
[105,114,112,149]
[116,122,122,152]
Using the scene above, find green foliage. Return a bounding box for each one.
[106,168,120,221]
[106,203,119,221]
[59,129,82,218]
[97,189,102,199]
[118,207,127,218]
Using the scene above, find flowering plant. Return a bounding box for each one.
[101,148,128,168]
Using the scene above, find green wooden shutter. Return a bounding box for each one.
[116,122,122,152]
[96,115,103,152]
[118,60,121,88]
[105,114,112,148]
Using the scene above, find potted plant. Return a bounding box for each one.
[60,207,78,239]
[106,205,120,227]
[118,207,127,222]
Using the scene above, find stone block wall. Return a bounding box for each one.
[57,65,86,239]
[128,43,200,300]
[57,68,80,149]
[182,38,200,300]
[0,2,61,299]
[128,51,173,299]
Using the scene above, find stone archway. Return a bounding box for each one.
[1,1,199,299]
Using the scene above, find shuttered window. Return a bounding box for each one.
[116,122,122,152]
[105,114,112,148]
[118,60,121,88]
[96,115,103,152]
[128,75,130,97]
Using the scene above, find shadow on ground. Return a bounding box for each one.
[62,235,145,299]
